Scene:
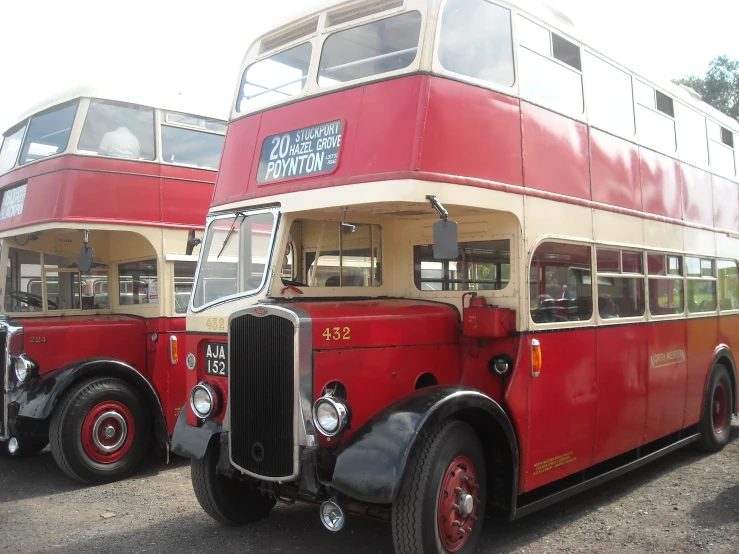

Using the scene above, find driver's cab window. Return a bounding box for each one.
[118,260,157,306]
[283,219,382,287]
[5,248,42,312]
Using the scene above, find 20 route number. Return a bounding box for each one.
[323,327,350,341]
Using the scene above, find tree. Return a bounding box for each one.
[674,56,739,122]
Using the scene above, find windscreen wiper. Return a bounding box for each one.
[217,213,245,258]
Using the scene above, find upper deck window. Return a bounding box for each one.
[707,120,736,178]
[634,81,676,154]
[161,112,226,170]
[317,11,422,86]
[78,99,155,160]
[237,42,312,113]
[19,101,78,166]
[516,16,584,117]
[583,52,635,138]
[675,103,708,168]
[0,124,26,174]
[437,0,514,88]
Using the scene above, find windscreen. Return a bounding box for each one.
[318,11,422,85]
[238,42,313,113]
[0,124,26,174]
[19,101,78,165]
[161,126,225,169]
[192,210,277,309]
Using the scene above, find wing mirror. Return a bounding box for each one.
[186,229,202,256]
[427,195,458,260]
[78,230,94,273]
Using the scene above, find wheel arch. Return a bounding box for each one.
[329,386,520,509]
[711,346,737,414]
[16,357,169,447]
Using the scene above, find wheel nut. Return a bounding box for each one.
[451,520,461,527]
[454,487,463,494]
[464,527,473,533]
[451,503,460,513]
[457,529,466,536]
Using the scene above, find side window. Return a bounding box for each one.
[0,124,27,174]
[414,240,510,291]
[707,121,736,178]
[596,249,645,319]
[675,103,709,168]
[437,0,515,87]
[718,259,739,310]
[5,248,42,312]
[44,253,109,311]
[634,81,676,154]
[647,253,684,316]
[19,101,79,165]
[583,52,635,138]
[686,257,717,313]
[530,242,592,324]
[78,100,155,160]
[517,16,584,117]
[174,261,196,314]
[118,260,158,306]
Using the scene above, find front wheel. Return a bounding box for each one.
[697,363,733,452]
[191,440,276,525]
[392,420,487,554]
[49,377,150,484]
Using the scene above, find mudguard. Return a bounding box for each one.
[11,357,169,446]
[170,407,222,459]
[329,385,519,504]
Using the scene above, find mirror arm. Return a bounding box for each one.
[426,195,449,220]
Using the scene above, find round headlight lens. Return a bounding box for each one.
[191,386,213,418]
[315,400,340,434]
[14,356,34,382]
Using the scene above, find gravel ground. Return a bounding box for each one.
[1,422,738,554]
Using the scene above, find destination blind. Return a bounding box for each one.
[257,121,343,183]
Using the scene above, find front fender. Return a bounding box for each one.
[11,357,169,446]
[329,385,519,504]
[170,406,222,459]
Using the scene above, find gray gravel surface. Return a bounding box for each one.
[1,422,738,554]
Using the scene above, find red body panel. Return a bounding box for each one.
[186,333,229,427]
[523,329,598,491]
[640,148,683,220]
[680,165,715,227]
[594,325,648,463]
[685,317,720,427]
[0,155,215,231]
[712,176,739,231]
[645,320,688,442]
[521,102,591,200]
[590,128,642,211]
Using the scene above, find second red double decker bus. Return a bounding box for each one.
[0,87,225,483]
[172,1,739,552]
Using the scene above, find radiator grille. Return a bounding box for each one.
[230,314,295,478]
[0,329,7,438]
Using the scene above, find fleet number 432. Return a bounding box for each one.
[323,327,350,341]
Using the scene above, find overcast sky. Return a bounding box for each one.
[0,0,737,133]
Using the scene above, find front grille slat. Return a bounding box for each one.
[0,330,7,437]
[230,314,294,478]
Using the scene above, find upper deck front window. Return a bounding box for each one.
[162,112,226,170]
[0,124,26,174]
[78,99,155,160]
[19,100,78,166]
[237,42,313,113]
[317,11,422,86]
[192,209,278,310]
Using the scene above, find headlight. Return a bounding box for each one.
[14,355,35,382]
[312,396,349,437]
[190,383,220,419]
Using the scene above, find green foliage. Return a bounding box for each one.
[674,56,739,122]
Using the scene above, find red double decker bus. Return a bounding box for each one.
[172,1,738,552]
[0,87,225,484]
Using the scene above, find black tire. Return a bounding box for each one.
[697,363,733,452]
[0,437,48,458]
[392,420,487,554]
[49,377,150,484]
[191,439,276,525]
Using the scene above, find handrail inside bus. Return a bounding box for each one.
[321,46,417,75]
[246,76,308,100]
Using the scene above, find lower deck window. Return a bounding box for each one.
[174,261,196,314]
[413,240,510,291]
[119,260,157,306]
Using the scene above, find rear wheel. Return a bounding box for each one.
[191,439,276,525]
[392,420,487,554]
[49,377,150,484]
[697,363,733,452]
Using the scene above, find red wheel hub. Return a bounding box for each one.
[437,456,479,552]
[81,401,135,464]
[712,382,729,434]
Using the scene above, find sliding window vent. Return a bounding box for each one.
[326,0,404,28]
[260,16,319,54]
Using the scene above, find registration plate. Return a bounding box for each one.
[204,342,228,376]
